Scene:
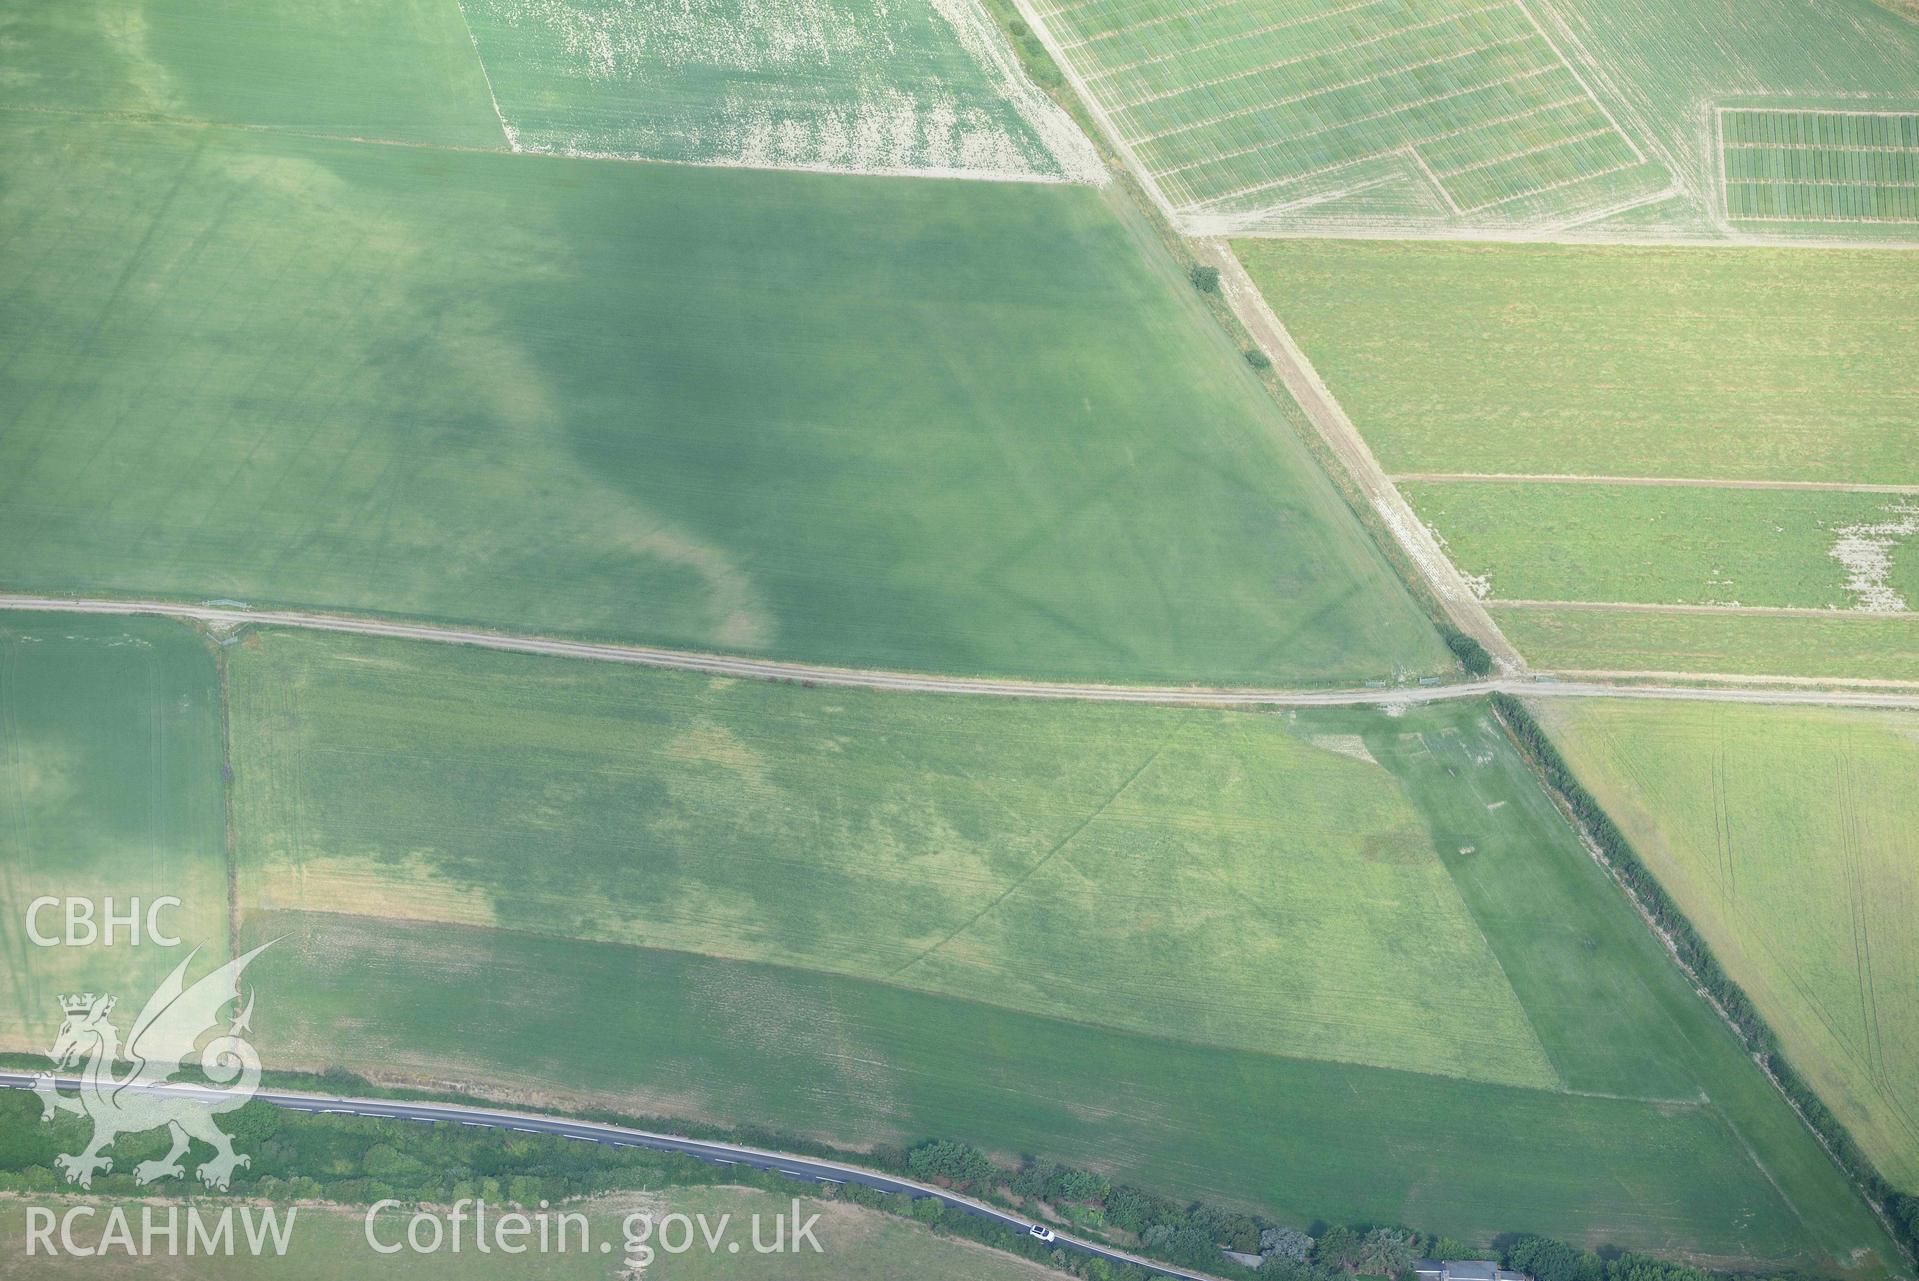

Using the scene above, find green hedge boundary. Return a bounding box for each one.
[1491,694,1918,1267]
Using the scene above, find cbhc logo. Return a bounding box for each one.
[25,897,183,947]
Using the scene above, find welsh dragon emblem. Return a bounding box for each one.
[32,942,273,1191]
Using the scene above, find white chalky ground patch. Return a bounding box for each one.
[464,0,1102,182]
[1828,502,1919,613]
[1309,734,1378,765]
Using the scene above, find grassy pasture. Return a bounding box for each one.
[1531,699,1919,1189]
[219,628,1906,1268]
[227,627,1553,1085]
[1234,239,1919,483]
[459,0,1098,179]
[1491,606,1919,682]
[1400,483,1919,611]
[0,1190,1059,1280]
[0,115,1442,685]
[0,614,228,1053]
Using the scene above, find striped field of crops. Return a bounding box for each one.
[1720,108,1919,226]
[1024,0,1666,231]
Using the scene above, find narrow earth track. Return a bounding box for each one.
[1392,472,1919,493]
[4,594,1916,710]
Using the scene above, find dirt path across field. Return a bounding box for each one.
[10,593,1919,709]
[1194,240,1526,672]
[1495,599,1919,620]
[1395,472,1919,493]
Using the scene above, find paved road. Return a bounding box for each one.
[0,1073,1219,1281]
[4,594,1917,710]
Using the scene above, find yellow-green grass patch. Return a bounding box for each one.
[1233,239,1919,484]
[1493,605,1919,682]
[1401,482,1919,611]
[1531,698,1919,1189]
[227,627,1555,1087]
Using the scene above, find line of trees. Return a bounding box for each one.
[0,1089,1873,1281]
[896,1138,1845,1281]
[1492,695,1918,1264]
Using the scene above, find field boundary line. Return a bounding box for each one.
[1727,143,1919,154]
[1062,0,1387,52]
[1716,105,1732,227]
[1734,178,1919,190]
[1493,600,1919,620]
[1551,182,1681,229]
[1451,154,1637,213]
[1406,147,1465,212]
[1720,106,1919,121]
[1175,68,1564,199]
[1105,5,1510,112]
[889,725,1181,979]
[452,0,517,151]
[1391,472,1919,494]
[1248,172,1404,217]
[1171,72,1563,183]
[1524,670,1919,692]
[1011,0,1187,228]
[1216,219,1919,248]
[1087,0,1409,78]
[1429,125,1614,179]
[1127,35,1537,139]
[1509,0,1643,164]
[1195,243,1523,670]
[8,593,1919,709]
[1731,212,1919,225]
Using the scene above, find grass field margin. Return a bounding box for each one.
[1495,694,1919,1269]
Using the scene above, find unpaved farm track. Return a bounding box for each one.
[1392,473,1919,494]
[5,594,1917,710]
[1193,240,1526,673]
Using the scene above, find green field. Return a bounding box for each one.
[0,1190,1057,1280]
[214,626,1905,1270]
[1235,238,1919,678]
[1531,699,1919,1189]
[0,0,1097,181]
[459,0,1100,179]
[1235,239,1919,483]
[1027,0,1664,231]
[1492,606,1919,681]
[0,0,504,145]
[1543,0,1919,240]
[228,627,1552,1084]
[1028,0,1919,236]
[1400,483,1919,611]
[1721,109,1919,226]
[0,614,228,1052]
[0,112,1442,686]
